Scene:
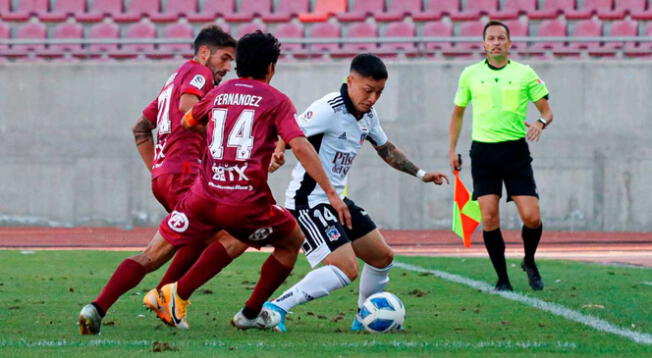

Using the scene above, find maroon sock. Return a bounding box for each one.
[245,255,293,315]
[176,241,232,300]
[156,243,206,290]
[93,258,146,315]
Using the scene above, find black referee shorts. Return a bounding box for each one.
[469,138,539,202]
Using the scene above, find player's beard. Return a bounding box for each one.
[214,71,227,86]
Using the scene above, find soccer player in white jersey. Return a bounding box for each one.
[264,54,450,332]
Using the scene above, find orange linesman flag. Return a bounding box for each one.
[452,170,481,248]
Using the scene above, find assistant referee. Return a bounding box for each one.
[448,21,554,291]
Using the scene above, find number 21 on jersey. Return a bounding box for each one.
[209,108,255,161]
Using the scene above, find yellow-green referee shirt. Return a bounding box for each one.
[454,60,549,143]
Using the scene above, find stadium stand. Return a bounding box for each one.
[0,0,651,61]
[236,22,267,39]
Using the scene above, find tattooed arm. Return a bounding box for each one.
[132,115,156,172]
[373,141,450,185]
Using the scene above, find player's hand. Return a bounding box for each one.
[422,171,450,185]
[327,193,352,230]
[448,151,461,172]
[268,151,285,173]
[525,121,544,142]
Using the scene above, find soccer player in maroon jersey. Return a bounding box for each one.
[79,26,248,335]
[153,30,351,330]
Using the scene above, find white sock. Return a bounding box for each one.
[357,262,393,308]
[272,265,351,312]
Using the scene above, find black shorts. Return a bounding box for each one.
[469,138,539,202]
[289,198,377,267]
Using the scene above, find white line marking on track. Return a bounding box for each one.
[643,281,652,287]
[394,262,652,345]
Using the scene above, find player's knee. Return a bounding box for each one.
[128,253,160,273]
[522,213,541,229]
[482,211,500,228]
[367,249,394,268]
[219,234,248,258]
[332,259,359,281]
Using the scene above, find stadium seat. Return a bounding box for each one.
[9,22,47,58]
[378,22,417,57]
[188,0,235,22]
[3,0,49,21]
[445,20,484,56]
[422,21,453,52]
[413,0,459,21]
[452,0,497,21]
[157,23,194,56]
[599,0,644,20]
[114,0,160,23]
[308,22,341,54]
[556,19,603,57]
[299,0,346,22]
[503,19,528,50]
[226,0,272,22]
[0,0,9,17]
[602,19,637,51]
[39,0,86,22]
[529,19,567,53]
[88,23,120,55]
[76,0,122,22]
[528,0,575,20]
[274,22,305,56]
[566,0,613,19]
[150,0,198,22]
[263,0,310,22]
[236,23,267,39]
[0,22,10,51]
[337,0,383,22]
[624,21,652,56]
[118,22,157,57]
[332,22,377,57]
[49,22,83,53]
[374,0,421,22]
[490,0,536,20]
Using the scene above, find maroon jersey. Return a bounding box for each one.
[191,78,304,205]
[142,60,214,178]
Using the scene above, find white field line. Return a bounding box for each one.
[394,262,652,345]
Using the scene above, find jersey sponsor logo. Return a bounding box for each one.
[212,163,250,182]
[190,74,206,90]
[326,225,341,242]
[332,152,356,176]
[168,211,189,233]
[249,227,273,241]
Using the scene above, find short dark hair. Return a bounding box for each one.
[350,53,388,80]
[235,30,281,79]
[194,25,236,55]
[483,20,510,40]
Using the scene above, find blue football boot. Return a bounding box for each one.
[263,301,287,332]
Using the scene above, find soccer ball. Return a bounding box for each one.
[359,292,405,333]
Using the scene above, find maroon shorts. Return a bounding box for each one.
[151,173,197,213]
[159,190,297,248]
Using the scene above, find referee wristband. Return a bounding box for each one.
[416,169,426,180]
[537,117,548,129]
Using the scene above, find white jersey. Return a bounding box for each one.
[285,85,388,210]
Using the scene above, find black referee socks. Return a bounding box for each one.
[522,223,543,266]
[482,229,510,284]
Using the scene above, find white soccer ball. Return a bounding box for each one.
[360,292,405,333]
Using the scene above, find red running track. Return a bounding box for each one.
[0,227,650,267]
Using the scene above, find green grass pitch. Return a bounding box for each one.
[0,250,650,357]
